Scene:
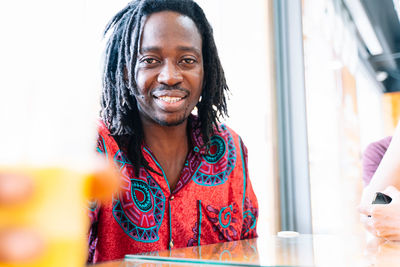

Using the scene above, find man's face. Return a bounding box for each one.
[134,11,204,127]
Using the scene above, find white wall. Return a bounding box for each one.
[195,0,275,237]
[0,1,101,168]
[355,64,385,151]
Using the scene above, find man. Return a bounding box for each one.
[89,0,258,263]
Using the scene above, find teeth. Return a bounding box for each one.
[158,96,182,103]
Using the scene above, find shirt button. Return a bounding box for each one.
[169,239,174,249]
[170,196,174,200]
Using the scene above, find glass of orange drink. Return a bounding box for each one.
[0,167,94,267]
[0,1,110,266]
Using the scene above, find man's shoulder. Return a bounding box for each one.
[96,119,121,155]
[97,119,113,139]
[211,122,245,152]
[212,121,242,141]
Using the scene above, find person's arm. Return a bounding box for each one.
[360,186,400,240]
[359,122,400,239]
[362,122,400,205]
[239,139,258,240]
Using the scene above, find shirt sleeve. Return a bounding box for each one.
[87,200,99,263]
[88,134,107,226]
[362,136,392,187]
[87,133,106,263]
[239,138,259,239]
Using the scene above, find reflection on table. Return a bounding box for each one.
[92,234,400,266]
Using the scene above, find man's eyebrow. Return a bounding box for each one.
[176,46,202,56]
[140,46,161,53]
[139,46,201,56]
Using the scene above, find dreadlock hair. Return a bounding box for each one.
[101,0,229,176]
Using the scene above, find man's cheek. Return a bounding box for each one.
[134,69,145,92]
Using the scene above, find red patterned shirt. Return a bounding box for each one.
[88,116,258,263]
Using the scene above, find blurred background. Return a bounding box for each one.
[2,0,400,240]
[196,0,400,239]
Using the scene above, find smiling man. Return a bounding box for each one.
[89,0,258,263]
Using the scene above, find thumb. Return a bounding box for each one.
[358,203,371,215]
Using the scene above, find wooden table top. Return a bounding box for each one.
[91,234,400,266]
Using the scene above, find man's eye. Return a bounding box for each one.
[142,58,158,64]
[181,58,196,64]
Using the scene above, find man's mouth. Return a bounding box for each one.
[157,96,184,103]
[151,89,189,111]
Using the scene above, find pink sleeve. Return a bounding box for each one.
[362,136,392,186]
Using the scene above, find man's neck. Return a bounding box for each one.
[141,118,190,191]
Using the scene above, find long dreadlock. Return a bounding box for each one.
[101,0,229,176]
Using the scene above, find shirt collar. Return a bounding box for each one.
[140,115,210,156]
[188,115,209,155]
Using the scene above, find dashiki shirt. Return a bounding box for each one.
[88,116,258,263]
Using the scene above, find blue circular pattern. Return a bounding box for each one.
[218,205,233,229]
[192,125,237,187]
[204,135,226,164]
[112,150,166,243]
[131,179,152,212]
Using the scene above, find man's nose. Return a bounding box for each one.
[157,61,183,86]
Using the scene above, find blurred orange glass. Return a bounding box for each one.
[0,0,118,266]
[0,164,119,267]
[0,167,91,267]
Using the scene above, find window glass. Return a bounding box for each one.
[302,0,385,234]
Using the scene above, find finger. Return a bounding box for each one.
[361,214,386,238]
[360,214,378,235]
[368,236,386,247]
[369,204,384,217]
[378,231,400,241]
[382,234,400,241]
[0,174,33,205]
[0,229,44,262]
[360,203,377,217]
[358,203,372,215]
[375,229,385,238]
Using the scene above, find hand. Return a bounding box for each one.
[0,174,44,263]
[358,185,377,212]
[359,186,400,240]
[358,186,378,234]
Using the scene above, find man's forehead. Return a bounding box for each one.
[139,11,202,50]
[141,11,198,29]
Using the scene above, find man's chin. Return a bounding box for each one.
[155,115,188,127]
